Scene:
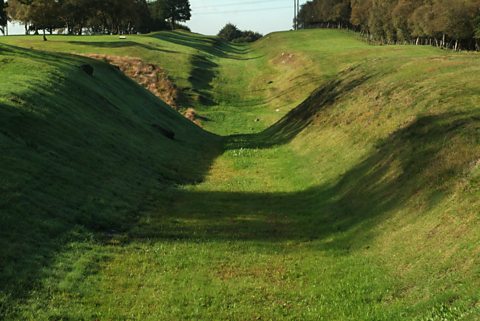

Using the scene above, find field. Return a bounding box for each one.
[0,29,479,320]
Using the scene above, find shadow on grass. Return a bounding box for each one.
[0,43,83,66]
[149,31,261,60]
[183,54,218,106]
[67,40,179,54]
[146,32,265,107]
[129,111,479,252]
[225,68,372,149]
[0,44,222,316]
[2,43,479,318]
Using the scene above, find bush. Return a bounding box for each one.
[174,23,191,32]
[218,23,242,41]
[218,23,262,43]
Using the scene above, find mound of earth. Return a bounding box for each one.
[184,108,204,126]
[86,54,180,109]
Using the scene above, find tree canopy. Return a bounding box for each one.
[217,23,262,43]
[297,0,480,50]
[5,0,192,36]
[164,0,190,30]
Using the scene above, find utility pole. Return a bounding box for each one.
[297,0,300,29]
[293,0,301,30]
[293,0,297,30]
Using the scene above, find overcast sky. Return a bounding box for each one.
[3,0,305,36]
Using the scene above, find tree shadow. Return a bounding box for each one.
[225,69,372,149]
[182,54,218,106]
[128,111,480,253]
[143,32,265,107]
[149,31,262,60]
[2,43,479,318]
[67,40,179,54]
[0,45,222,316]
[0,43,83,66]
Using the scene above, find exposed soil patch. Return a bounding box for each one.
[86,54,180,109]
[272,52,297,65]
[183,107,210,127]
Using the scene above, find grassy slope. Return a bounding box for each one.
[1,30,479,320]
[0,43,219,317]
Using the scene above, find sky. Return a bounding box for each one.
[3,0,306,36]
[186,0,305,35]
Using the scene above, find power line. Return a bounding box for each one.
[193,6,291,15]
[192,0,289,10]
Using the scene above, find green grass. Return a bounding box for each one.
[0,29,479,320]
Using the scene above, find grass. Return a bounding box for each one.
[0,29,479,320]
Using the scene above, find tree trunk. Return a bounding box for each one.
[42,29,47,41]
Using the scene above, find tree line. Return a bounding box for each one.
[1,0,191,37]
[297,0,480,50]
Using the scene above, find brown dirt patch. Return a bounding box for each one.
[272,52,297,66]
[86,54,180,109]
[183,107,202,126]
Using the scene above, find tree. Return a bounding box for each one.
[148,0,168,31]
[392,0,416,42]
[28,0,62,40]
[218,23,241,41]
[332,0,351,27]
[233,30,262,43]
[5,0,31,34]
[474,12,480,50]
[475,14,480,38]
[440,0,475,50]
[132,0,151,33]
[350,0,372,32]
[59,0,94,34]
[217,23,262,43]
[0,0,7,34]
[164,0,191,30]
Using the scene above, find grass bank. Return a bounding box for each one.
[0,29,479,320]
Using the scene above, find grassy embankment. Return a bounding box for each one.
[0,29,479,320]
